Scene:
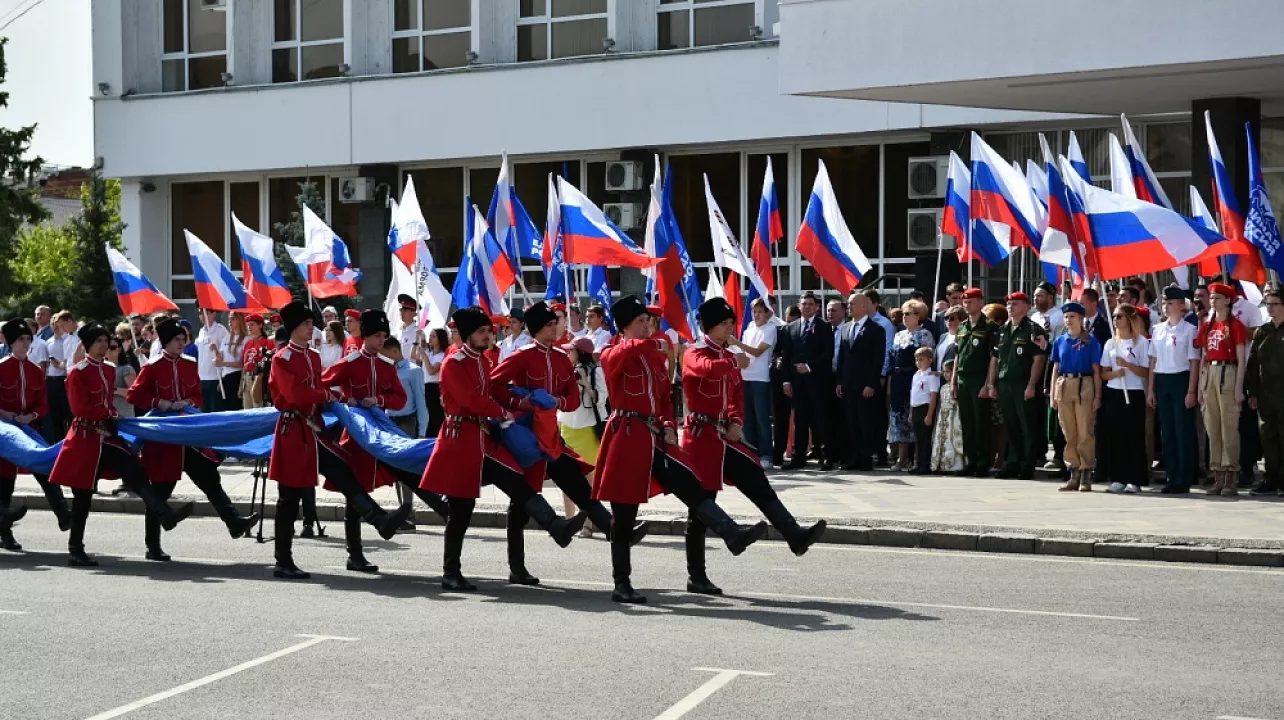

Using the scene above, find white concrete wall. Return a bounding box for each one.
[118,178,170,284]
[349,0,394,77]
[94,44,1069,179]
[477,0,518,64]
[229,0,272,86]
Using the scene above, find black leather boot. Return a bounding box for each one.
[226,512,259,540]
[0,528,20,552]
[0,503,27,531]
[523,496,586,548]
[144,510,168,561]
[610,537,645,603]
[685,527,722,596]
[273,557,310,580]
[583,500,613,535]
[758,497,827,556]
[506,506,539,585]
[360,501,413,541]
[68,544,98,567]
[441,529,477,591]
[145,544,172,562]
[299,521,316,538]
[159,502,195,532]
[695,500,767,556]
[346,550,378,573]
[630,521,651,546]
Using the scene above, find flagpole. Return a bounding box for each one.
[1019,247,1026,291]
[967,218,975,289]
[933,228,944,310]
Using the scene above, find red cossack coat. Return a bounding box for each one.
[267,341,339,489]
[490,341,593,490]
[591,333,695,504]
[320,348,407,492]
[125,353,220,483]
[0,355,48,477]
[419,345,519,499]
[48,358,130,490]
[681,337,756,491]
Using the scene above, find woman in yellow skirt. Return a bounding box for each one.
[558,336,609,535]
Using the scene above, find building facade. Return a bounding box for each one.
[91,0,1284,316]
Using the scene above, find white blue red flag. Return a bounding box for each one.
[1245,121,1284,276]
[706,174,769,331]
[183,229,262,311]
[1108,133,1136,200]
[970,132,1043,251]
[1037,135,1085,283]
[391,183,452,330]
[796,160,872,294]
[487,152,543,269]
[232,213,292,309]
[1205,110,1265,284]
[106,246,177,316]
[558,177,662,270]
[543,173,571,301]
[1066,131,1093,185]
[751,157,783,297]
[387,181,422,271]
[1121,115,1173,209]
[451,201,510,316]
[642,161,700,341]
[941,151,1011,269]
[587,265,614,332]
[297,206,361,298]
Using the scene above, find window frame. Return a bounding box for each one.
[271,0,347,84]
[516,0,613,62]
[391,0,474,73]
[160,0,228,92]
[656,0,761,51]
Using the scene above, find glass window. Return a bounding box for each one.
[883,141,932,261]
[407,168,465,271]
[513,161,582,236]
[665,152,740,264]
[552,0,607,17]
[657,11,689,50]
[1062,128,1115,180]
[984,131,1042,167]
[518,0,607,61]
[520,0,546,17]
[746,152,790,274]
[161,0,227,92]
[551,18,606,58]
[425,0,470,30]
[801,146,880,273]
[1158,177,1192,216]
[469,168,501,212]
[171,181,225,278]
[1262,118,1284,169]
[392,37,420,74]
[229,182,260,270]
[329,179,362,261]
[273,0,345,84]
[658,0,755,50]
[393,0,473,73]
[394,0,417,31]
[1144,122,1191,174]
[269,177,328,245]
[518,25,548,62]
[423,33,471,70]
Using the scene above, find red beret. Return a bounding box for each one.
[447,320,457,329]
[1136,306,1151,317]
[490,314,510,327]
[646,305,663,315]
[269,314,283,324]
[245,313,265,324]
[549,302,567,312]
[344,309,361,320]
[1208,282,1236,299]
[1004,292,1029,303]
[962,288,984,300]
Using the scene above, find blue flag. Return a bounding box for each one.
[1246,122,1284,275]
[587,265,614,332]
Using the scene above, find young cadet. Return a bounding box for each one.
[1147,287,1201,494]
[419,307,585,592]
[680,298,826,595]
[952,288,999,477]
[1198,282,1248,495]
[593,296,766,604]
[267,300,412,580]
[126,318,258,561]
[0,318,71,549]
[989,292,1049,479]
[48,323,195,566]
[1049,303,1103,492]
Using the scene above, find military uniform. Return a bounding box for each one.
[1246,320,1284,493]
[954,311,999,475]
[993,316,1049,478]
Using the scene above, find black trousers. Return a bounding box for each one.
[0,472,68,521]
[220,372,243,411]
[790,378,829,464]
[424,383,444,438]
[998,382,1046,474]
[911,404,933,471]
[143,481,177,548]
[843,384,885,468]
[42,376,70,443]
[274,443,391,565]
[443,459,534,575]
[687,449,788,542]
[612,449,717,583]
[68,443,173,551]
[823,384,847,466]
[1099,387,1147,486]
[143,449,242,546]
[770,368,791,466]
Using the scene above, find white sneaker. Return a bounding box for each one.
[760,459,772,470]
[1106,482,1125,494]
[1123,484,1140,494]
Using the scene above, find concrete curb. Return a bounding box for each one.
[11,491,1284,568]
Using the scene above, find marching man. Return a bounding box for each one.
[681,298,827,595]
[267,300,412,580]
[0,318,71,549]
[419,307,585,592]
[320,308,448,572]
[490,301,648,585]
[48,323,195,567]
[125,318,259,561]
[593,296,766,604]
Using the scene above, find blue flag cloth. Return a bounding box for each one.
[587,265,615,332]
[1246,122,1284,275]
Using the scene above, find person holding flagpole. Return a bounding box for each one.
[1198,283,1248,496]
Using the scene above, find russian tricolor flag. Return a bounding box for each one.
[451,201,510,316]
[1121,115,1173,209]
[543,173,572,301]
[1066,131,1093,185]
[970,132,1043,251]
[941,151,1010,269]
[106,246,177,316]
[1205,110,1265,284]
[298,206,361,298]
[558,177,662,270]
[795,160,872,294]
[183,230,262,311]
[232,213,292,309]
[389,176,429,271]
[751,157,783,297]
[1038,135,1084,281]
[487,152,543,273]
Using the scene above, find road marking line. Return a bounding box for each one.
[0,610,30,615]
[82,634,357,720]
[653,668,773,720]
[810,542,1284,574]
[1217,715,1275,719]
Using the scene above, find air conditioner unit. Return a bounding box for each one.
[200,0,227,10]
[604,161,644,192]
[907,208,954,251]
[338,177,375,203]
[603,202,645,231]
[907,156,949,199]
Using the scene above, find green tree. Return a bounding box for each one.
[272,179,358,310]
[14,222,76,286]
[0,37,50,298]
[65,171,126,321]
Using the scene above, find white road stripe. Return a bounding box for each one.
[0,610,30,615]
[82,634,357,720]
[1217,715,1275,720]
[653,668,773,720]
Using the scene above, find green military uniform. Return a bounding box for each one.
[955,314,999,475]
[993,316,1049,478]
[1245,320,1284,493]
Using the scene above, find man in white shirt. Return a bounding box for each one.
[736,298,779,468]
[498,308,532,361]
[34,305,53,342]
[196,307,231,412]
[24,319,50,370]
[568,305,587,338]
[321,305,339,327]
[1032,282,1064,339]
[42,310,80,441]
[1147,286,1201,494]
[584,305,613,356]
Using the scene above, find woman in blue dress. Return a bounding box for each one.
[888,300,936,470]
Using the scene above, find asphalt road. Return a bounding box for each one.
[2,511,1282,720]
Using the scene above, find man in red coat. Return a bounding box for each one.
[48,323,194,567]
[267,300,411,580]
[320,309,447,572]
[0,318,70,549]
[592,296,766,604]
[680,298,826,595]
[491,301,647,585]
[126,318,258,561]
[419,306,584,591]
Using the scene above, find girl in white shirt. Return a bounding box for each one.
[558,337,608,536]
[1099,304,1151,494]
[416,328,448,437]
[319,321,345,369]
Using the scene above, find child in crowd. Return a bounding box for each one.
[910,347,939,475]
[932,359,964,473]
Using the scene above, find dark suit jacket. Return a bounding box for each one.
[781,316,834,386]
[1086,313,1112,346]
[836,316,887,391]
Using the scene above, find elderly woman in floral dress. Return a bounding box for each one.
[888,300,936,471]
